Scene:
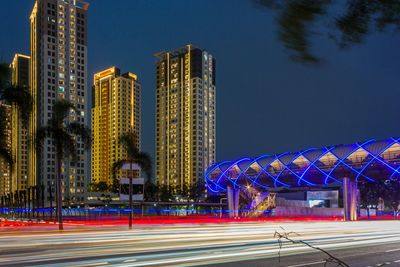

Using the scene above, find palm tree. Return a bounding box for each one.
[36,100,91,230]
[0,62,32,134]
[0,63,32,198]
[112,132,152,229]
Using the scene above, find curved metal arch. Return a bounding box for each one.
[297,146,339,185]
[355,137,400,181]
[205,137,400,193]
[325,140,376,183]
[274,153,316,187]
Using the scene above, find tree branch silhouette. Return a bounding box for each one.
[274,228,350,267]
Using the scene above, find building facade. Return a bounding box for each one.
[10,54,30,193]
[30,0,89,203]
[92,67,141,187]
[155,45,216,192]
[0,104,12,197]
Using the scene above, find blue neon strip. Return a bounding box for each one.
[205,137,400,192]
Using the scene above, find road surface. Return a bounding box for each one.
[0,221,399,266]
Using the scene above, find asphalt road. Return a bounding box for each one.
[207,242,400,267]
[0,221,399,267]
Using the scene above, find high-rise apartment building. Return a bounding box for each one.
[155,45,216,192]
[10,54,30,193]
[92,67,141,187]
[30,0,89,203]
[0,103,12,197]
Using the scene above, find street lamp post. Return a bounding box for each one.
[220,197,227,218]
[129,162,133,229]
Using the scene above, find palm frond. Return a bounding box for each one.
[112,159,128,178]
[0,63,10,90]
[119,132,139,159]
[1,85,32,124]
[35,126,52,153]
[111,159,129,193]
[66,122,92,149]
[61,132,77,162]
[135,152,152,180]
[117,132,152,180]
[53,99,77,124]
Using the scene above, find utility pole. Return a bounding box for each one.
[129,162,133,229]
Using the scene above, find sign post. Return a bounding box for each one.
[120,163,143,229]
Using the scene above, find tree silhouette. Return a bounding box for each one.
[0,63,32,189]
[112,132,152,229]
[36,100,91,230]
[383,178,400,214]
[255,0,400,64]
[359,179,385,218]
[144,180,157,201]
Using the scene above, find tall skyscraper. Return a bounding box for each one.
[155,45,216,192]
[91,67,141,187]
[0,103,12,197]
[10,54,30,193]
[30,0,89,203]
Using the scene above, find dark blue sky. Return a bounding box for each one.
[1,0,399,162]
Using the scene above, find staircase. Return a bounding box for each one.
[247,193,276,218]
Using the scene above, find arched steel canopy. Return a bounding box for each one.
[206,137,400,193]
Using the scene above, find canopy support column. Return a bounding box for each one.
[343,177,358,221]
[227,186,240,218]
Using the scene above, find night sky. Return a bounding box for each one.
[1,0,399,163]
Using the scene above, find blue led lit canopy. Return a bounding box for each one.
[206,138,400,193]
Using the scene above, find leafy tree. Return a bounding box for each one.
[360,178,400,216]
[88,181,111,192]
[192,180,207,202]
[157,185,173,202]
[359,179,386,217]
[87,182,96,192]
[99,194,112,206]
[255,0,400,64]
[180,180,206,202]
[36,100,91,230]
[382,178,400,213]
[175,181,206,215]
[144,180,158,201]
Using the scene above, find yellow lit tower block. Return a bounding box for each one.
[92,67,141,187]
[0,103,12,197]
[10,54,30,193]
[30,0,89,204]
[155,45,216,193]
